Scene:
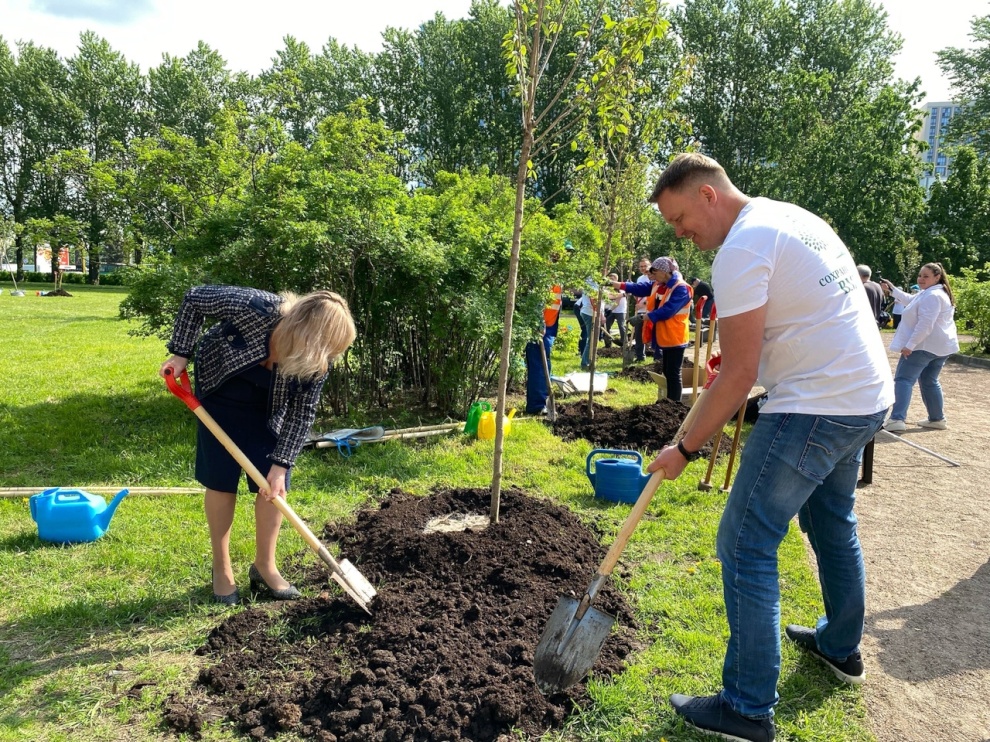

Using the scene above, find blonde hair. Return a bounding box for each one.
[271,290,356,379]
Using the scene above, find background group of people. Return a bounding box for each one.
[524,257,717,415]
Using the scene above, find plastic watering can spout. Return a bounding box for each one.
[96,488,129,532]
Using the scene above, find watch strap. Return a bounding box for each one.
[677,439,701,462]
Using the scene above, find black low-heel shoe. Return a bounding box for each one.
[211,569,240,606]
[249,564,301,601]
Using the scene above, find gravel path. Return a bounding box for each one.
[839,337,990,741]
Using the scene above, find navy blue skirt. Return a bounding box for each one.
[195,365,290,494]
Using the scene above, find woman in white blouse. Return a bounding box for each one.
[879,263,959,431]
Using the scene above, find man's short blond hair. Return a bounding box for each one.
[649,153,729,202]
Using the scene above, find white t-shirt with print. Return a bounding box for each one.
[712,197,893,416]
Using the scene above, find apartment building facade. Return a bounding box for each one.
[917,100,962,191]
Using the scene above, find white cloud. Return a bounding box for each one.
[31,0,154,25]
[2,0,482,72]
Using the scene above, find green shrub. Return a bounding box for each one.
[17,270,129,286]
[121,110,602,415]
[953,266,990,353]
[552,323,579,358]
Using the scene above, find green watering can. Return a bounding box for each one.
[464,401,492,436]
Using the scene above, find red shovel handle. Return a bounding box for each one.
[695,295,707,319]
[709,303,717,322]
[164,368,201,411]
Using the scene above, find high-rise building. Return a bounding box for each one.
[917,101,962,191]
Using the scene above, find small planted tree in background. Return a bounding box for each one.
[24,214,85,292]
[490,0,674,520]
[573,13,690,411]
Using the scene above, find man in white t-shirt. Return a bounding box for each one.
[645,153,893,742]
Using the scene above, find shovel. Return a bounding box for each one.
[690,296,707,404]
[164,369,377,614]
[538,336,557,423]
[533,400,703,693]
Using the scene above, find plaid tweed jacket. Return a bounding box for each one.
[167,285,327,468]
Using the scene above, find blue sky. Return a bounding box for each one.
[0,0,983,101]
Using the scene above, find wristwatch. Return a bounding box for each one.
[677,440,701,462]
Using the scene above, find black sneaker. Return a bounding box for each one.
[670,693,775,742]
[785,624,865,684]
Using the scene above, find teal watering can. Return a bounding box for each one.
[29,487,129,544]
[586,450,651,504]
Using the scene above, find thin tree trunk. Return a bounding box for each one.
[490,128,534,524]
[586,206,617,414]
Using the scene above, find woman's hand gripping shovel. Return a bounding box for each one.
[533,399,704,694]
[164,369,377,614]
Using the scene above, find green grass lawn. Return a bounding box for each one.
[0,283,874,741]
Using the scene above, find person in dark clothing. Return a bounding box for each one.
[525,285,561,413]
[160,286,357,605]
[689,276,714,319]
[858,265,884,326]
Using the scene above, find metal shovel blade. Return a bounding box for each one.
[533,595,615,695]
[338,558,377,605]
[317,547,377,614]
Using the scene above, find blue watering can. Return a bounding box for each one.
[29,487,129,544]
[586,449,652,504]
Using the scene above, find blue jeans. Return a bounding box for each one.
[890,350,949,422]
[631,313,646,360]
[717,410,885,718]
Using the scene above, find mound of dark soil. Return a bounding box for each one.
[613,358,703,385]
[553,399,730,457]
[162,487,639,741]
[613,361,664,384]
[42,288,73,297]
[593,346,623,358]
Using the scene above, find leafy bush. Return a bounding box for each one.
[120,110,603,415]
[552,324,579,358]
[953,265,990,353]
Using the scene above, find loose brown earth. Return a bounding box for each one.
[853,338,990,742]
[162,487,639,741]
[552,398,731,457]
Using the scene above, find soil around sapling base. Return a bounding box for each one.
[161,487,640,741]
[552,399,731,458]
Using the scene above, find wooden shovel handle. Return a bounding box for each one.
[702,428,724,485]
[164,369,342,570]
[537,336,556,421]
[691,297,707,403]
[593,399,703,579]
